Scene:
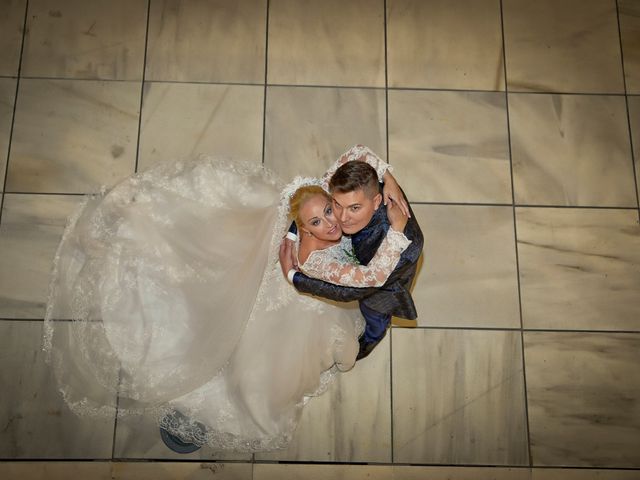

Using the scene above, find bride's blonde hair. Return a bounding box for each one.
[289,186,331,228]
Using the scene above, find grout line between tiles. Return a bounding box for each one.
[0,0,29,227]
[4,191,639,210]
[614,0,640,223]
[383,0,394,464]
[10,74,635,97]
[110,371,122,460]
[408,202,640,209]
[133,0,152,174]
[3,317,639,335]
[390,325,640,335]
[1,459,640,470]
[499,0,533,467]
[261,0,270,166]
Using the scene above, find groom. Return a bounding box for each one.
[280,153,423,360]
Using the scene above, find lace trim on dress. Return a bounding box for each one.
[300,229,411,288]
[321,144,393,191]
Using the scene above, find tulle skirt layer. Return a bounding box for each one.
[44,157,362,451]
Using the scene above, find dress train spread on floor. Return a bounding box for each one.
[43,156,362,451]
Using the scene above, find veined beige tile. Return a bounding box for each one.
[264,86,386,181]
[254,464,394,480]
[114,397,250,461]
[392,328,528,465]
[532,469,640,480]
[0,194,81,318]
[503,0,624,93]
[388,90,511,203]
[268,0,384,87]
[0,462,112,480]
[138,82,264,171]
[110,462,252,480]
[0,462,252,480]
[146,0,266,83]
[0,78,16,192]
[257,335,391,462]
[524,332,640,467]
[620,0,640,94]
[387,0,504,90]
[21,0,147,80]
[7,79,139,194]
[626,96,640,202]
[255,465,533,480]
[509,94,635,207]
[0,321,116,458]
[0,0,26,76]
[410,205,520,328]
[517,208,640,331]
[392,466,532,480]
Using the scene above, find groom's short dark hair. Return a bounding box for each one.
[329,162,380,198]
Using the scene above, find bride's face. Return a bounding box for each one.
[299,195,342,242]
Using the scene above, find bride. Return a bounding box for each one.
[43,145,410,452]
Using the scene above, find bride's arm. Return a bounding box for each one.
[321,145,392,189]
[322,145,410,217]
[301,228,411,288]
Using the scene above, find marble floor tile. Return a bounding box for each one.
[0,321,116,458]
[7,79,139,194]
[620,0,640,94]
[517,208,640,331]
[113,398,250,461]
[524,332,640,467]
[110,462,252,480]
[257,335,391,463]
[387,0,504,90]
[409,205,520,328]
[0,194,81,318]
[254,464,394,480]
[509,94,636,207]
[264,86,386,181]
[0,0,26,76]
[0,462,252,480]
[267,0,384,87]
[626,96,640,202]
[503,0,624,93]
[0,77,16,192]
[251,465,544,480]
[0,462,112,480]
[392,328,529,465]
[253,463,393,480]
[145,0,266,83]
[21,0,147,80]
[392,466,532,480]
[388,90,511,204]
[532,469,640,480]
[138,83,264,171]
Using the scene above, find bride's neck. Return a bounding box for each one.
[298,235,340,265]
[303,236,340,251]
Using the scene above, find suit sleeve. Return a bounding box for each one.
[292,271,379,302]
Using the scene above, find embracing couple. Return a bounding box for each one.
[279,144,423,360]
[43,144,423,453]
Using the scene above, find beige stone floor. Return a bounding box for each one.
[0,0,639,478]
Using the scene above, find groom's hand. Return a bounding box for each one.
[279,238,299,278]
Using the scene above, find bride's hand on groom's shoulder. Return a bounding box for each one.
[383,173,410,218]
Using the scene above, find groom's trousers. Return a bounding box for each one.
[359,302,391,344]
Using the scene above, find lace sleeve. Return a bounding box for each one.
[301,229,411,288]
[321,145,393,190]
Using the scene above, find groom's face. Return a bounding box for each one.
[332,188,382,235]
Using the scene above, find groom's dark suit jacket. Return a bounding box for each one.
[292,201,423,320]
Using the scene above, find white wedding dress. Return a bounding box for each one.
[43,147,408,451]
